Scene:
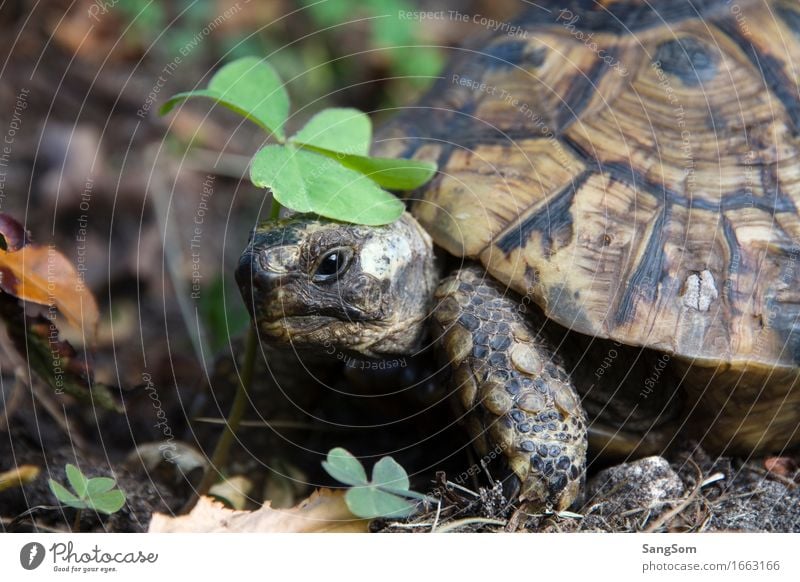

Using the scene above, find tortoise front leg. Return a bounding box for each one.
[432,267,587,511]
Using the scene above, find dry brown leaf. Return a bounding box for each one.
[0,245,99,339]
[148,489,370,533]
[48,2,140,63]
[764,457,798,479]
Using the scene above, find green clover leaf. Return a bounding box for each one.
[311,149,437,191]
[321,447,369,487]
[290,108,436,191]
[160,56,289,141]
[65,464,89,499]
[290,108,372,155]
[162,56,438,226]
[88,489,126,515]
[49,465,126,516]
[48,479,86,510]
[345,486,416,519]
[322,447,430,519]
[250,145,405,225]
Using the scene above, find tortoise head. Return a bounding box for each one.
[236,213,437,358]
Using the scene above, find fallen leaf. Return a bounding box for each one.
[0,244,99,339]
[0,215,111,409]
[0,213,30,251]
[764,457,798,479]
[0,465,41,493]
[148,489,369,533]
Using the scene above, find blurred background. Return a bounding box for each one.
[0,0,524,531]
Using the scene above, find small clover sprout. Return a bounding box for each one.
[48,464,126,515]
[161,57,436,226]
[322,447,433,519]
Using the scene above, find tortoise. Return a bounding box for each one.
[236,0,800,511]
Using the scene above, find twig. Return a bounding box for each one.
[386,522,434,529]
[618,507,647,518]
[182,197,281,513]
[431,499,443,532]
[192,417,348,431]
[446,481,480,498]
[434,517,506,533]
[644,459,704,532]
[1,515,66,533]
[185,324,258,511]
[745,462,798,490]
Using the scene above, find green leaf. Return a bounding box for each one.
[65,464,88,499]
[301,0,355,26]
[250,145,405,225]
[321,448,368,487]
[85,477,117,497]
[371,456,410,492]
[345,486,416,519]
[371,0,415,48]
[251,145,311,212]
[87,489,126,515]
[48,479,87,510]
[160,57,289,141]
[300,146,436,191]
[389,47,445,81]
[322,449,424,518]
[290,108,372,155]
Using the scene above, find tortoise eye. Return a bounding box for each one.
[313,248,352,282]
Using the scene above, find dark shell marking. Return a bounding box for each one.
[653,37,719,86]
[433,266,587,510]
[372,0,800,457]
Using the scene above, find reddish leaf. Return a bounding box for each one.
[0,213,30,251]
[0,244,98,340]
[0,214,112,410]
[764,457,798,478]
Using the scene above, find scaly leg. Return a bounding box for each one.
[432,267,587,510]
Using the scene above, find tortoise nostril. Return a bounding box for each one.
[259,245,297,274]
[236,250,266,291]
[236,247,291,298]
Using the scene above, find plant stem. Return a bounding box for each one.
[72,509,82,533]
[185,325,258,511]
[269,195,281,220]
[183,197,281,513]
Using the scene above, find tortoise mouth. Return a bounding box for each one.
[257,314,341,343]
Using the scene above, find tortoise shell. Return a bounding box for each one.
[376,0,800,373]
[373,0,800,451]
